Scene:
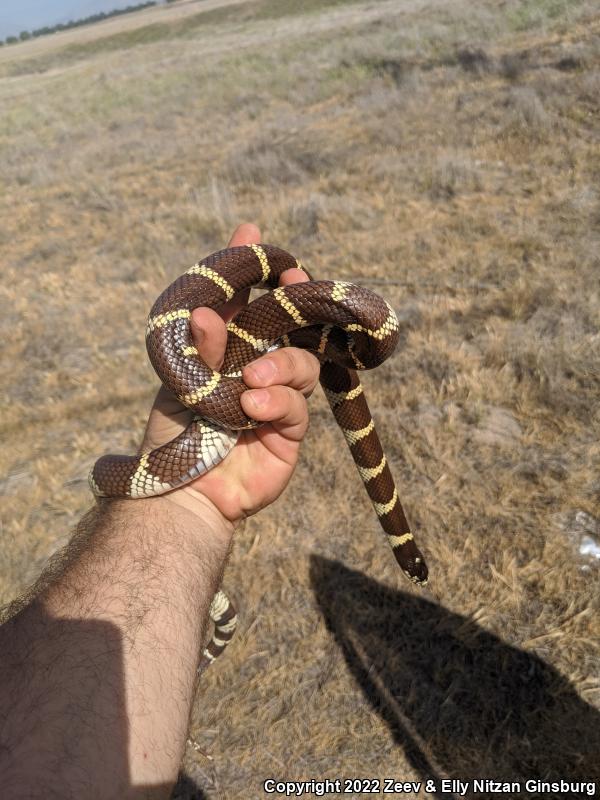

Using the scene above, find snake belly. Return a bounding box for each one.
[89,244,428,668]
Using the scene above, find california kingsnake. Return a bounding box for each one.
[89,244,428,671]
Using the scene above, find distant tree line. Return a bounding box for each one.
[0,2,162,46]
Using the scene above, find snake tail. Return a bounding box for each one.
[198,590,238,674]
[319,360,428,585]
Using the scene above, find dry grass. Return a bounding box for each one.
[1,0,599,797]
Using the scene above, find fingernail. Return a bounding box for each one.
[248,358,277,382]
[247,388,269,408]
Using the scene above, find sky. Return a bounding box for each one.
[0,0,162,39]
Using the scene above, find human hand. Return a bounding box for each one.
[140,224,320,528]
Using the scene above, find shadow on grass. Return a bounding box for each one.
[171,771,208,800]
[310,556,599,799]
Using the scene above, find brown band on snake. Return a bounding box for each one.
[90,244,429,668]
[319,360,426,582]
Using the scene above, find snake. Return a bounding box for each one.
[89,244,428,671]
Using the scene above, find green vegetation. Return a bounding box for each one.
[2,2,157,46]
[507,0,587,30]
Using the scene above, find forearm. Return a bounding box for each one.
[0,495,233,798]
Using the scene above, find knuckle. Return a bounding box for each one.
[278,347,298,376]
[307,351,320,378]
[279,347,318,381]
[283,384,299,406]
[281,384,305,416]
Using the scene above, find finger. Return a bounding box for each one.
[190,307,227,371]
[279,267,310,286]
[189,224,263,367]
[227,222,261,248]
[242,348,320,398]
[218,223,262,323]
[217,288,251,325]
[240,385,309,443]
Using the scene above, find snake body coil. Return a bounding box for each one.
[90,244,428,670]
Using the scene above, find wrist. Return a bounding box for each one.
[92,492,234,569]
[159,486,236,543]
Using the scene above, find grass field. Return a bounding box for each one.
[1,0,599,797]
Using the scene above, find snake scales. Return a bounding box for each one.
[89,244,428,671]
